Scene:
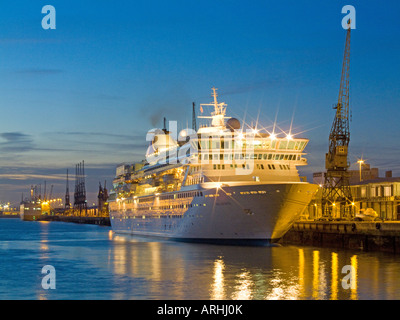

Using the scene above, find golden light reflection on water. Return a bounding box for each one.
[107,234,374,300]
[40,242,49,251]
[232,270,253,300]
[265,270,301,300]
[149,242,161,281]
[331,252,338,300]
[350,255,358,300]
[298,249,305,298]
[211,258,225,300]
[312,250,319,299]
[113,240,127,275]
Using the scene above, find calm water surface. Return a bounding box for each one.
[0,219,399,300]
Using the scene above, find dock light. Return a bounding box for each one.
[357,159,365,182]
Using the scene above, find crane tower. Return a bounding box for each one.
[322,20,354,219]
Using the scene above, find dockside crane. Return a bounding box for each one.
[322,20,354,220]
[65,169,71,210]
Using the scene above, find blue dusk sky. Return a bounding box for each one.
[0,0,399,204]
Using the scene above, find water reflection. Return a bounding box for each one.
[331,252,338,300]
[211,258,225,299]
[4,215,398,300]
[350,255,358,300]
[312,250,319,299]
[298,249,305,298]
[232,270,253,300]
[105,233,400,299]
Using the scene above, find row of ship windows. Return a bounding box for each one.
[212,164,290,170]
[186,177,204,186]
[205,190,267,196]
[136,203,206,211]
[113,214,203,220]
[200,153,301,161]
[240,190,267,195]
[134,191,204,203]
[198,139,307,151]
[160,191,203,200]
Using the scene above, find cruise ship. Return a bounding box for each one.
[109,88,318,244]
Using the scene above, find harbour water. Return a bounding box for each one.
[0,219,399,300]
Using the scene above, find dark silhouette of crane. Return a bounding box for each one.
[65,169,71,210]
[74,161,87,216]
[322,20,354,220]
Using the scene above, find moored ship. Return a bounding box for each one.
[109,88,318,244]
[20,186,44,221]
[20,200,43,222]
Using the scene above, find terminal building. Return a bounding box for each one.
[307,165,400,221]
[313,163,380,186]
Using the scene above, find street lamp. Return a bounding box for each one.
[357,159,365,182]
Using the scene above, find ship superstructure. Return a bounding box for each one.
[109,88,318,244]
[20,186,43,221]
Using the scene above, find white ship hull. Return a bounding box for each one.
[110,182,317,244]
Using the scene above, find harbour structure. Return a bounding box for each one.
[108,87,318,244]
[314,163,379,186]
[65,169,71,210]
[307,169,400,221]
[20,185,43,221]
[0,202,18,216]
[351,174,400,221]
[97,181,109,217]
[284,170,400,254]
[74,161,87,215]
[322,19,354,220]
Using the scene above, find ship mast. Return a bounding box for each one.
[198,87,229,127]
